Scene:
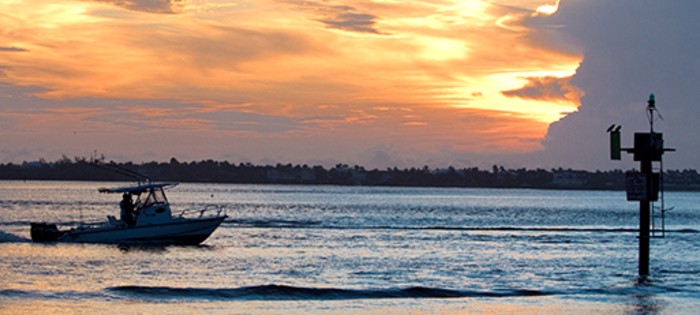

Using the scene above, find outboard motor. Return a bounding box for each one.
[30,223,64,242]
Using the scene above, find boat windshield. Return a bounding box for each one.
[138,187,168,208]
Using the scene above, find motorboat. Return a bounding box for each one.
[30,182,227,245]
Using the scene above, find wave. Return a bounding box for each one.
[8,285,693,303]
[0,289,34,298]
[227,218,322,228]
[107,284,552,301]
[224,220,699,234]
[0,288,110,301]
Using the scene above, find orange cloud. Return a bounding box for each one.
[0,0,581,165]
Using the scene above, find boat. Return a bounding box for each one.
[30,182,227,245]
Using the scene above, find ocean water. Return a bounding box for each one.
[0,181,699,314]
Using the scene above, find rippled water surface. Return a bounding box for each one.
[1,181,699,314]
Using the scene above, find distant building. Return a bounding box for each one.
[552,170,588,187]
[21,161,47,168]
[266,169,295,182]
[266,167,316,183]
[331,165,367,185]
[299,168,316,183]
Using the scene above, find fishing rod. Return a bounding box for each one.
[89,161,151,185]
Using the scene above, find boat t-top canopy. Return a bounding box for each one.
[98,182,178,194]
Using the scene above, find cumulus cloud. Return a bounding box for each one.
[531,0,700,170]
[501,76,582,104]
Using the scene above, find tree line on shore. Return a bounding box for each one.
[1,155,700,190]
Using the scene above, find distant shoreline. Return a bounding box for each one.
[3,158,700,192]
[3,179,700,192]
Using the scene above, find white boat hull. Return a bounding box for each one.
[54,217,226,245]
[30,181,228,246]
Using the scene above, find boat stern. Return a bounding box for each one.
[30,222,65,242]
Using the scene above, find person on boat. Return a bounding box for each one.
[120,193,135,225]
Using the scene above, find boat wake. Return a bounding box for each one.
[226,219,700,234]
[107,284,552,301]
[0,229,28,243]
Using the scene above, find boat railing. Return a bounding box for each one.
[177,205,227,219]
[75,219,116,230]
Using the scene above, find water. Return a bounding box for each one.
[1,181,699,314]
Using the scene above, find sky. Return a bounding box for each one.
[0,0,698,171]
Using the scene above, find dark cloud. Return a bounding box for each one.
[318,10,382,34]
[86,0,187,14]
[0,46,27,52]
[501,76,582,103]
[285,1,382,34]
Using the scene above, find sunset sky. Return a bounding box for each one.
[1,0,698,170]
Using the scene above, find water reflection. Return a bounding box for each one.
[117,244,170,253]
[617,277,667,315]
[627,292,663,315]
[117,243,217,253]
